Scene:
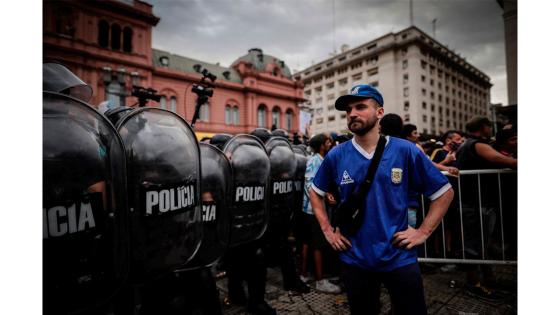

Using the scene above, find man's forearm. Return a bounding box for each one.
[418,188,454,236]
[308,188,330,232]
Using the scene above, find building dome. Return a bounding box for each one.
[232,48,292,78]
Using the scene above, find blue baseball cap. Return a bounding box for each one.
[334,84,384,110]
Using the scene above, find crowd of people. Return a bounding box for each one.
[44,63,517,315]
[212,84,517,315]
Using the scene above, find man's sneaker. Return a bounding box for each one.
[284,279,311,294]
[465,283,504,302]
[315,279,342,294]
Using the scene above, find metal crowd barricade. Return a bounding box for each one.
[417,169,517,265]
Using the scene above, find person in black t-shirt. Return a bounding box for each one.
[455,116,517,301]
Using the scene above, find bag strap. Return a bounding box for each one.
[430,148,442,161]
[355,135,387,197]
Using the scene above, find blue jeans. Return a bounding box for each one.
[341,262,427,315]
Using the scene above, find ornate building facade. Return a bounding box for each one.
[43,0,305,137]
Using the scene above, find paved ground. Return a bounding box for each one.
[216,264,517,315]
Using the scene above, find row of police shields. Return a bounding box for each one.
[43,89,309,314]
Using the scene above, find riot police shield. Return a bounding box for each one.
[43,62,93,103]
[222,134,270,246]
[43,91,128,314]
[104,106,134,127]
[264,137,297,237]
[179,143,232,270]
[116,108,203,279]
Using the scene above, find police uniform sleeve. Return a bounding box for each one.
[311,154,334,197]
[409,146,451,200]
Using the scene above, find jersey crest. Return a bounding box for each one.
[391,168,403,184]
[341,170,355,185]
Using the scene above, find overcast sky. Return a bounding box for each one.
[150,0,509,105]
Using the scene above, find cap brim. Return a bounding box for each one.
[334,95,371,111]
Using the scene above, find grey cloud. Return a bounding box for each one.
[150,0,509,104]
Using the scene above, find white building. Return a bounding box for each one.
[294,26,492,136]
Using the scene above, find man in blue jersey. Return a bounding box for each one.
[308,84,454,315]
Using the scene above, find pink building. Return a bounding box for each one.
[43,0,305,137]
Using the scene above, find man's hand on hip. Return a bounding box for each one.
[391,226,429,250]
[323,227,352,251]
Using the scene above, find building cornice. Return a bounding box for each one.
[75,0,160,26]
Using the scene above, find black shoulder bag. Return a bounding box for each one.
[331,135,386,236]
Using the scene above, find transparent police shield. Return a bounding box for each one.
[222,134,270,246]
[293,147,309,215]
[43,91,128,314]
[116,108,203,279]
[179,143,232,270]
[264,137,297,236]
[43,62,93,103]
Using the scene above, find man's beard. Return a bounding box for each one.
[348,117,377,136]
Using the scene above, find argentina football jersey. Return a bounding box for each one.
[312,136,451,271]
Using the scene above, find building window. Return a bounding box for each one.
[423,115,427,123]
[338,78,347,86]
[225,105,232,125]
[368,68,379,76]
[257,105,267,127]
[404,101,410,111]
[98,20,109,48]
[421,75,426,82]
[422,102,427,109]
[233,106,240,125]
[421,88,426,96]
[326,82,334,89]
[170,96,177,112]
[123,27,133,53]
[199,103,210,122]
[430,91,434,99]
[272,107,280,128]
[403,87,409,97]
[105,79,126,108]
[350,62,362,70]
[430,79,434,86]
[285,109,293,130]
[111,24,121,50]
[404,114,410,122]
[402,60,408,69]
[352,73,362,81]
[328,116,335,121]
[316,117,324,124]
[159,96,167,110]
[403,74,408,85]
[421,61,427,69]
[54,5,75,37]
[431,104,435,112]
